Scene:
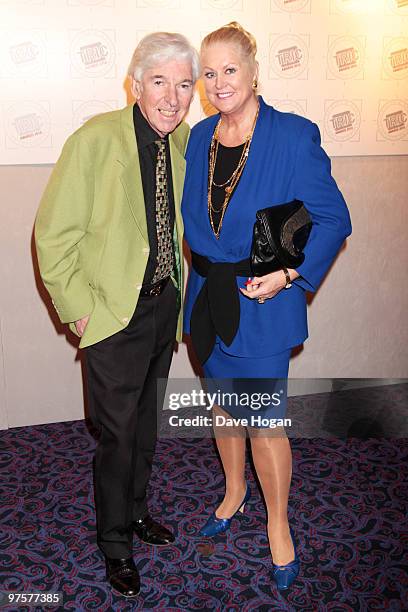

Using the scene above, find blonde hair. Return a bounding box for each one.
[201,22,257,68]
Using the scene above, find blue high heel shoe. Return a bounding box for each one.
[272,526,300,591]
[199,484,251,537]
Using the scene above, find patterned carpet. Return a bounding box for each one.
[1,418,407,611]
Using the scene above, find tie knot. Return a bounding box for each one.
[156,139,166,151]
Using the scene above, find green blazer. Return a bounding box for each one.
[35,104,189,348]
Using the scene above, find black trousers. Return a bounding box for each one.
[84,280,178,558]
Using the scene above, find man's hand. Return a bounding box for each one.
[75,315,90,337]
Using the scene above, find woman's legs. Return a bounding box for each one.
[203,345,294,564]
[211,404,247,518]
[250,431,294,565]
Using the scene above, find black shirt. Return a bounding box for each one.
[133,103,175,286]
[209,142,245,236]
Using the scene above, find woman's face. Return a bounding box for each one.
[201,42,257,116]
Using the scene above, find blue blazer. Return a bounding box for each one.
[182,96,352,358]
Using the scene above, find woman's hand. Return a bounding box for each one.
[239,268,299,302]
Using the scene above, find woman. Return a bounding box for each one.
[182,23,351,590]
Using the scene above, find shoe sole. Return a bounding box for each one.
[139,539,174,547]
[110,585,140,598]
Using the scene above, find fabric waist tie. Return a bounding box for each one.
[190,251,252,365]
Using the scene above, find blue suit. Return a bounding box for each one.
[182,96,351,361]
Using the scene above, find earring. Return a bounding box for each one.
[252,78,258,90]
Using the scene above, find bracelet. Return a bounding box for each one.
[282,267,292,289]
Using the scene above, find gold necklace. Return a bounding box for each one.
[211,141,249,188]
[208,101,260,239]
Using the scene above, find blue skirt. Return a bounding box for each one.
[202,344,291,428]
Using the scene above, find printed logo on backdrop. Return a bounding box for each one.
[377,100,408,141]
[67,0,115,6]
[72,100,117,130]
[70,30,116,78]
[330,0,357,13]
[4,101,51,148]
[387,0,408,15]
[1,31,47,78]
[324,100,361,142]
[268,99,307,116]
[382,38,408,80]
[327,36,365,80]
[201,0,243,9]
[136,0,181,7]
[271,0,311,13]
[330,0,378,14]
[269,34,309,79]
[0,0,45,4]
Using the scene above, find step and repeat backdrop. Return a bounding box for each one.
[0,0,407,163]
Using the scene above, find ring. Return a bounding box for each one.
[257,297,265,304]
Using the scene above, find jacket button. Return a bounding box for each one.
[122,317,129,324]
[136,284,142,290]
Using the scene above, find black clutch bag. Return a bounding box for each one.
[250,199,312,277]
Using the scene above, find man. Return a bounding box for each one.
[35,32,199,598]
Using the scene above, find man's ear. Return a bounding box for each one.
[130,76,142,100]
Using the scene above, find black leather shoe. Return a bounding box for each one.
[105,557,140,598]
[132,515,175,546]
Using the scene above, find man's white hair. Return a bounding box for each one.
[128,32,200,82]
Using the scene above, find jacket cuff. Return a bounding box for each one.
[52,289,94,324]
[292,274,316,293]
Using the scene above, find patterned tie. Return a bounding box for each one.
[152,139,174,284]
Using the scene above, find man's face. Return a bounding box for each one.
[132,59,194,137]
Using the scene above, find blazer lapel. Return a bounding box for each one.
[169,131,186,242]
[117,108,187,247]
[117,104,149,244]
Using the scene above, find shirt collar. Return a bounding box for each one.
[133,102,168,148]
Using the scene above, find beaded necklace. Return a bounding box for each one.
[208,101,260,239]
